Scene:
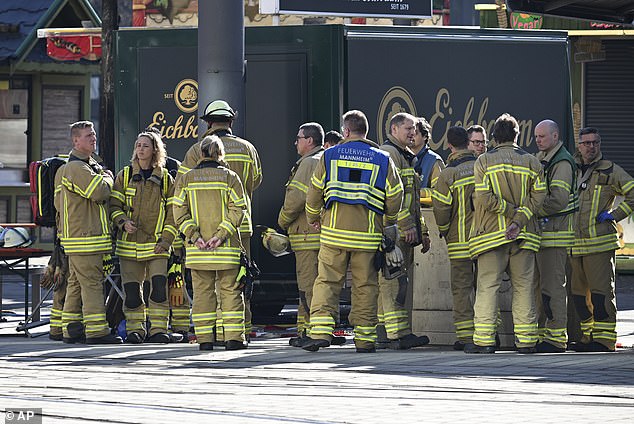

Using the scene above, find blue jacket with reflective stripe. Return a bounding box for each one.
[323,141,390,215]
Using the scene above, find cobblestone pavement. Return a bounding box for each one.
[1,270,633,423]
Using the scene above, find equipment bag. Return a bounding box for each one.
[29,155,68,227]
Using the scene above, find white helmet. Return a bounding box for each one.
[260,227,292,257]
[0,227,32,248]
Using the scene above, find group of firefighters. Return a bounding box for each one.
[46,98,634,354]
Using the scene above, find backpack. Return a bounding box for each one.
[29,155,68,227]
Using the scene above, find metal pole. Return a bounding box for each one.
[198,0,246,138]
[100,0,118,170]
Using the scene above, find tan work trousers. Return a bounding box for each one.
[50,280,67,337]
[191,267,245,344]
[450,258,476,344]
[215,234,251,342]
[569,250,617,350]
[535,247,568,349]
[120,257,169,337]
[377,240,413,340]
[295,249,319,336]
[309,244,378,349]
[63,254,109,339]
[473,243,537,348]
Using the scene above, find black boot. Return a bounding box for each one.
[301,338,330,352]
[389,333,430,350]
[225,340,247,350]
[145,333,171,344]
[85,333,123,344]
[199,342,214,351]
[535,342,565,353]
[126,332,144,344]
[464,343,495,354]
[289,335,311,347]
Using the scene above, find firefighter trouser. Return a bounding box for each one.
[295,249,319,336]
[309,244,378,350]
[215,235,251,342]
[450,258,476,344]
[120,257,169,337]
[473,243,538,348]
[62,254,109,339]
[49,280,68,337]
[570,250,617,350]
[191,267,245,344]
[378,240,413,339]
[535,247,568,349]
[170,283,191,333]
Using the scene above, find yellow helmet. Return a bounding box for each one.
[260,227,291,257]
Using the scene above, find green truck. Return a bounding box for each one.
[115,24,573,320]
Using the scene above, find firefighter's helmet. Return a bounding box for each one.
[200,100,236,119]
[0,227,32,248]
[260,227,291,257]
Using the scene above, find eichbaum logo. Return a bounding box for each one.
[376,86,417,146]
[174,79,198,113]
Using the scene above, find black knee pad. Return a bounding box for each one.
[591,293,608,321]
[124,282,143,309]
[541,294,553,321]
[150,275,167,303]
[572,294,592,321]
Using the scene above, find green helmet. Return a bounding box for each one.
[200,100,236,119]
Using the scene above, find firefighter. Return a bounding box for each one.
[467,125,488,157]
[432,126,478,350]
[533,120,577,353]
[378,112,431,350]
[302,110,403,353]
[173,135,247,351]
[179,99,262,342]
[412,117,445,199]
[110,131,181,344]
[55,121,122,344]
[569,127,634,352]
[466,113,546,354]
[278,122,325,346]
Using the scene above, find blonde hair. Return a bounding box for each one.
[200,135,225,161]
[131,131,167,168]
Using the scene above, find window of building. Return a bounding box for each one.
[0,78,29,169]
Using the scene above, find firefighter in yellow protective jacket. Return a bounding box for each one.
[278,122,324,346]
[378,112,431,350]
[56,121,122,344]
[569,127,634,352]
[432,126,477,350]
[302,110,403,353]
[533,120,577,353]
[179,100,262,340]
[466,113,546,354]
[110,131,181,344]
[173,135,247,351]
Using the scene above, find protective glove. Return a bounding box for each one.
[385,245,404,268]
[596,211,614,223]
[169,285,184,306]
[102,253,114,277]
[382,225,404,268]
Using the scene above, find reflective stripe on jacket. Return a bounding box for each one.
[173,159,246,269]
[278,146,323,251]
[469,143,546,257]
[536,141,576,249]
[306,138,403,251]
[572,152,634,256]
[432,150,476,260]
[179,127,262,236]
[381,136,428,238]
[56,149,113,255]
[110,163,177,260]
